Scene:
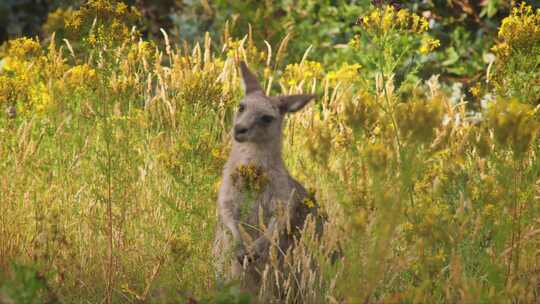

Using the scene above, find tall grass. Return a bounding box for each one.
[1,1,539,303]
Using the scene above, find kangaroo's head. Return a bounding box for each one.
[233,61,315,144]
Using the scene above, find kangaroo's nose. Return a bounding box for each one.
[234,125,248,135]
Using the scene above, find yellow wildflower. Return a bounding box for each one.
[381,6,394,31]
[303,198,316,209]
[493,3,540,59]
[420,19,429,33]
[115,2,128,15]
[362,16,370,26]
[231,163,269,193]
[326,63,362,84]
[7,37,41,58]
[29,83,52,113]
[370,10,381,26]
[469,83,481,97]
[396,10,409,27]
[498,3,540,49]
[411,15,421,33]
[401,222,414,233]
[67,64,98,86]
[419,36,440,55]
[0,76,17,104]
[491,3,540,103]
[483,204,495,217]
[66,11,82,29]
[282,60,324,87]
[357,5,431,35]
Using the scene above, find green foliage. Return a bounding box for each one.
[0,0,50,42]
[0,263,57,304]
[0,1,540,303]
[198,284,251,304]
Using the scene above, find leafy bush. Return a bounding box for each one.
[0,1,539,303]
[0,0,50,42]
[0,263,58,304]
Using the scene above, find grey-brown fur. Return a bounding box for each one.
[213,61,319,295]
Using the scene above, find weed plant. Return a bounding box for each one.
[0,1,539,303]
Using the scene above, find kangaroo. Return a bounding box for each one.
[213,61,320,297]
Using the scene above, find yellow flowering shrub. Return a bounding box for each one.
[341,90,380,133]
[44,0,141,50]
[351,4,440,77]
[281,60,324,87]
[66,64,98,87]
[28,83,52,113]
[6,37,42,59]
[326,63,362,85]
[358,5,429,34]
[0,75,21,106]
[395,97,444,144]
[224,37,267,67]
[305,117,333,165]
[43,8,82,41]
[485,99,539,157]
[363,141,394,171]
[0,38,48,113]
[491,2,540,103]
[497,3,540,53]
[1,1,540,303]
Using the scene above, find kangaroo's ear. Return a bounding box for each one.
[239,61,263,94]
[278,94,316,113]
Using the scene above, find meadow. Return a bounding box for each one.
[0,1,539,303]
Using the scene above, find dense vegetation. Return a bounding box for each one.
[0,0,539,303]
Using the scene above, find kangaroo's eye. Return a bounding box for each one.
[260,115,275,124]
[238,104,245,113]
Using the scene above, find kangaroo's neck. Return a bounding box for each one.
[229,138,285,171]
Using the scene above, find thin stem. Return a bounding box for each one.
[100,77,114,304]
[374,31,403,163]
[513,158,522,278]
[372,27,419,247]
[106,132,113,304]
[380,71,403,161]
[506,157,522,286]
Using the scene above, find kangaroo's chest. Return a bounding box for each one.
[228,174,293,234]
[232,177,291,211]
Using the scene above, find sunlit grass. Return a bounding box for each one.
[0,1,539,303]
